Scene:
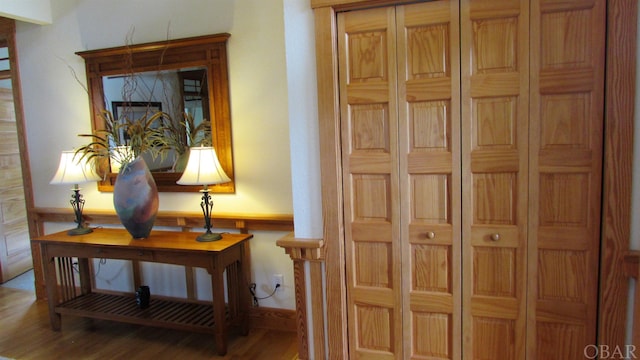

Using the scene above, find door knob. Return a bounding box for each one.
[490,233,501,241]
[426,231,435,239]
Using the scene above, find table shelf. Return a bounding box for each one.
[56,292,225,334]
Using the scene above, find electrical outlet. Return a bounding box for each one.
[272,274,284,292]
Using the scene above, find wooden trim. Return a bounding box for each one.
[276,232,326,359]
[624,251,640,279]
[309,261,326,360]
[313,5,350,359]
[311,0,405,10]
[599,0,637,349]
[76,33,231,60]
[0,19,34,235]
[292,260,309,359]
[247,306,297,332]
[276,232,325,260]
[30,207,294,235]
[0,18,37,283]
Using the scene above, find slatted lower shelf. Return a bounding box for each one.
[56,292,223,334]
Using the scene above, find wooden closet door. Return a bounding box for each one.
[529,0,605,357]
[339,1,605,358]
[339,3,460,358]
[396,2,461,359]
[338,7,403,359]
[461,1,529,358]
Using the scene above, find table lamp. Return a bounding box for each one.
[50,150,101,235]
[177,146,231,241]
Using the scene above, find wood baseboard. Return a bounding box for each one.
[248,306,297,332]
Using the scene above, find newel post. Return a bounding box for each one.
[276,233,326,360]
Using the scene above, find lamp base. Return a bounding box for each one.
[67,227,93,236]
[197,232,223,242]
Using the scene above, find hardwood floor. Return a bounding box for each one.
[0,287,298,359]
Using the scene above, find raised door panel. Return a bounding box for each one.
[461,1,529,359]
[0,87,30,283]
[338,7,402,359]
[529,0,605,357]
[396,2,461,359]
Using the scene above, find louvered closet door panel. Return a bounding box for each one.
[338,8,402,359]
[529,0,605,358]
[461,1,529,359]
[396,2,461,359]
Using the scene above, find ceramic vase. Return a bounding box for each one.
[113,156,159,239]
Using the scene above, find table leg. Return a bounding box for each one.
[211,257,227,356]
[239,241,250,336]
[77,258,91,295]
[42,245,61,331]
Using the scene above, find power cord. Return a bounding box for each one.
[72,257,106,277]
[72,258,112,283]
[248,282,280,307]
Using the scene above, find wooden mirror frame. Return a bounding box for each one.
[77,33,234,193]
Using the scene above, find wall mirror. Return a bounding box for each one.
[77,33,234,193]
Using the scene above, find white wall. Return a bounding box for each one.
[14,0,321,310]
[0,0,52,25]
[283,0,323,239]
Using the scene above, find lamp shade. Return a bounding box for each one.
[50,150,101,185]
[177,147,231,186]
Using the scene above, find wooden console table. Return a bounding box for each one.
[32,228,253,356]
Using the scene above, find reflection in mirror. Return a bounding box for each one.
[102,67,211,173]
[77,34,234,193]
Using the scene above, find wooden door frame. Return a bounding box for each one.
[311,0,637,357]
[0,18,36,281]
[599,0,637,349]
